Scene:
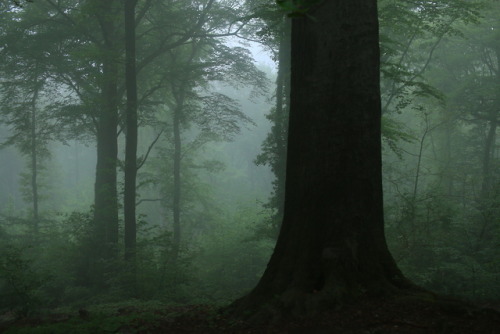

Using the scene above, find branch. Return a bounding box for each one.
[383,17,457,114]
[137,128,165,170]
[136,198,163,207]
[45,0,100,45]
[137,0,216,74]
[135,0,152,28]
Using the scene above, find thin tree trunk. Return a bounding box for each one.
[476,58,499,249]
[408,114,430,231]
[93,0,119,258]
[172,102,182,262]
[124,0,138,262]
[443,120,454,196]
[169,46,197,263]
[94,64,119,254]
[480,115,497,201]
[30,79,40,236]
[479,46,500,201]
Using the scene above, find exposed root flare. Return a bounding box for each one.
[226,280,421,326]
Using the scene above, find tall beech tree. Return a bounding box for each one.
[255,0,484,231]
[230,0,413,320]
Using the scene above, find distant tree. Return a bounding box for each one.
[123,0,268,263]
[154,39,267,263]
[379,0,482,115]
[87,0,122,259]
[0,0,267,260]
[431,0,500,250]
[381,0,500,299]
[0,13,59,235]
[0,70,48,236]
[124,0,139,263]
[229,0,413,321]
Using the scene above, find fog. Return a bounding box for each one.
[0,0,498,324]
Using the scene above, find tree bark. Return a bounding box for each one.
[171,99,183,263]
[271,17,291,232]
[475,45,500,250]
[229,0,412,321]
[479,45,500,202]
[124,0,138,262]
[30,77,41,236]
[480,114,497,201]
[93,0,120,258]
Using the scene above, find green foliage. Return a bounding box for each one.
[276,0,323,17]
[379,1,499,301]
[386,190,500,299]
[382,116,416,158]
[254,105,288,238]
[0,239,43,316]
[1,1,499,330]
[191,205,273,304]
[9,0,33,8]
[378,0,483,115]
[0,202,272,317]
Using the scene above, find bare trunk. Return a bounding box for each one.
[172,103,182,262]
[229,0,413,322]
[94,67,119,255]
[480,116,497,201]
[476,45,500,250]
[272,17,291,229]
[93,0,119,258]
[124,0,138,262]
[30,81,40,236]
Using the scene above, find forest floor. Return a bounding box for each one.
[1,295,500,333]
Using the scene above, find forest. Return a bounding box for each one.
[0,0,499,333]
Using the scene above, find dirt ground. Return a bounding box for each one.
[2,296,500,333]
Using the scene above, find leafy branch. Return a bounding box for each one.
[276,0,323,17]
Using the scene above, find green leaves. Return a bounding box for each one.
[276,0,322,17]
[381,116,416,158]
[379,0,483,117]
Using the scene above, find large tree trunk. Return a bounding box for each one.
[124,0,138,262]
[230,0,412,321]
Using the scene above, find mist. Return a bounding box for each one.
[0,0,499,332]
